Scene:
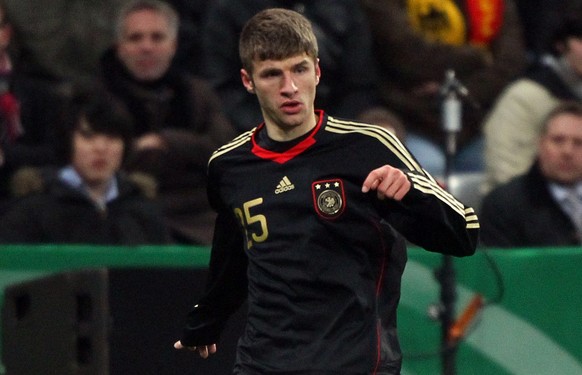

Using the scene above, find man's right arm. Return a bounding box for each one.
[178,210,248,348]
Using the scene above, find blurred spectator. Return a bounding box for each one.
[360,0,527,176]
[100,0,236,245]
[515,0,582,68]
[0,0,66,212]
[201,0,382,133]
[3,0,127,86]
[0,85,171,245]
[356,106,407,143]
[482,14,582,194]
[3,0,209,89]
[480,101,582,248]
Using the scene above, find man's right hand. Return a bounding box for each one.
[173,341,217,359]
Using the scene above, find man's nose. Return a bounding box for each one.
[138,36,156,50]
[281,73,298,93]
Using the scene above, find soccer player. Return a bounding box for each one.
[174,8,479,374]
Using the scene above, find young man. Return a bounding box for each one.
[174,8,479,374]
[481,101,582,247]
[0,86,170,245]
[201,0,381,134]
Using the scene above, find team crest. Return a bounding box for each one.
[312,179,346,219]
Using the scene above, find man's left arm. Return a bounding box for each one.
[363,165,479,257]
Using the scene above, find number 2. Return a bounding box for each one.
[234,198,268,248]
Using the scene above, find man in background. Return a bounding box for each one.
[100,0,236,245]
[0,85,170,244]
[481,101,582,247]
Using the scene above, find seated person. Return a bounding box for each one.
[480,101,582,247]
[0,85,171,245]
[482,14,582,193]
[100,0,236,245]
[356,105,407,143]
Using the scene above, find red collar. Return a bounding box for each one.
[251,110,324,164]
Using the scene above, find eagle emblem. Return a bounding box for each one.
[312,179,346,219]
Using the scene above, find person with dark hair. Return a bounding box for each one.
[514,0,582,67]
[482,14,582,194]
[174,8,479,374]
[100,0,236,245]
[0,85,171,245]
[357,105,407,143]
[481,101,582,247]
[54,86,135,166]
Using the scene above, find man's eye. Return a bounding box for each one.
[151,32,166,42]
[127,34,143,42]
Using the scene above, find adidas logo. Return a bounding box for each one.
[275,176,295,194]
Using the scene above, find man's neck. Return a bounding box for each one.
[59,166,118,210]
[264,112,318,142]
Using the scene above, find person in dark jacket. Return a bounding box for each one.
[174,9,479,374]
[480,101,582,247]
[100,0,236,245]
[483,14,582,193]
[0,85,171,245]
[515,0,582,67]
[201,0,382,133]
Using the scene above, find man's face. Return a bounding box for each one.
[116,9,177,81]
[240,53,320,140]
[72,123,124,187]
[538,113,582,185]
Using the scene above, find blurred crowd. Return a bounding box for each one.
[0,0,581,248]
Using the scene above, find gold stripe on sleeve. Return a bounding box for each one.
[325,117,423,173]
[209,130,254,164]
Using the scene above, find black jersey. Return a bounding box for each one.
[181,111,479,374]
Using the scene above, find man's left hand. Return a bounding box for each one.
[361,165,411,201]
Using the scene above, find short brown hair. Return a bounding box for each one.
[239,8,318,74]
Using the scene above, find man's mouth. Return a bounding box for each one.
[281,101,302,114]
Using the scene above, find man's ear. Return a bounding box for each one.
[241,69,255,94]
